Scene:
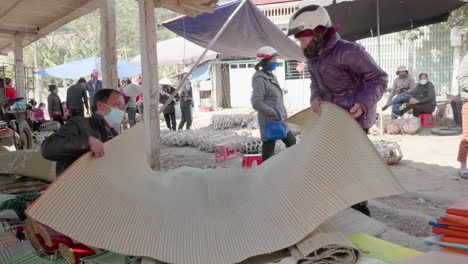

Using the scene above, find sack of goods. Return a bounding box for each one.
[385,120,402,135]
[401,117,420,135]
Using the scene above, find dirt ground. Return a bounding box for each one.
[159,108,467,252]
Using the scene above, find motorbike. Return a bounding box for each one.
[0,97,33,150]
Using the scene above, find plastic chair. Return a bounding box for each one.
[214,142,238,162]
[420,113,435,128]
[242,154,263,168]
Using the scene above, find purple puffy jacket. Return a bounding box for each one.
[307,33,388,129]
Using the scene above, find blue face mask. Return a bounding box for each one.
[268,61,278,71]
[103,104,124,128]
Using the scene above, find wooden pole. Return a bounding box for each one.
[160,0,248,113]
[13,33,25,98]
[139,0,161,171]
[100,0,118,88]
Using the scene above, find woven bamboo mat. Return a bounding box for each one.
[27,104,404,264]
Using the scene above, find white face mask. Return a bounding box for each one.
[39,107,45,111]
[103,104,124,128]
[419,80,428,85]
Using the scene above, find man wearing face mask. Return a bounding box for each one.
[288,2,387,217]
[42,88,125,177]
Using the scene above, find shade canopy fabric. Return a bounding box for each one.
[191,61,213,81]
[162,0,305,61]
[35,57,142,79]
[130,37,218,67]
[27,103,403,264]
[309,0,467,41]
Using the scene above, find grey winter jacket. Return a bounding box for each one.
[67,83,89,110]
[251,70,287,141]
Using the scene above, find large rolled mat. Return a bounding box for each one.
[288,221,359,264]
[0,150,55,182]
[27,103,404,264]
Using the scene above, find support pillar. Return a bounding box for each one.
[13,33,25,98]
[139,0,161,171]
[100,0,118,88]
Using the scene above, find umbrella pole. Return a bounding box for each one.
[160,0,248,113]
[377,0,384,140]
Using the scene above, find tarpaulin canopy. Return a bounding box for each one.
[304,0,467,41]
[162,0,304,61]
[130,37,218,67]
[35,57,142,79]
[191,61,213,81]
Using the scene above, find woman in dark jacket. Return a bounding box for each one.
[47,85,64,125]
[159,82,179,131]
[251,46,296,161]
[393,73,436,117]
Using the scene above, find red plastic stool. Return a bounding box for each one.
[420,113,435,128]
[214,141,238,162]
[242,154,263,168]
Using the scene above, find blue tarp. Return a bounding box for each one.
[191,61,212,81]
[162,0,304,61]
[35,57,142,79]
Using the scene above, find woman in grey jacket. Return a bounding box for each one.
[251,46,296,161]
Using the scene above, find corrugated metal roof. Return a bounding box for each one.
[0,0,102,52]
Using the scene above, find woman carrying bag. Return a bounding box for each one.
[251,46,296,161]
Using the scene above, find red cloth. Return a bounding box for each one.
[294,25,341,39]
[31,109,46,122]
[4,87,16,99]
[136,94,143,103]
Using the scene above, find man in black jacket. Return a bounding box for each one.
[42,89,125,177]
[67,78,89,117]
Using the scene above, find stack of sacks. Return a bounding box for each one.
[428,198,468,255]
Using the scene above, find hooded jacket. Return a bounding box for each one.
[306,33,388,129]
[251,70,287,141]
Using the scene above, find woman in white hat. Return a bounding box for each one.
[251,46,296,161]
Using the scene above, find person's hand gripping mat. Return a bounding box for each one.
[26,103,404,264]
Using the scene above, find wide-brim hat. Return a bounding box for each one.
[396,66,409,75]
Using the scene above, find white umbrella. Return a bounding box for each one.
[130,37,218,67]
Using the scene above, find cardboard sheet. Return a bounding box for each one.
[349,234,422,264]
[27,103,404,264]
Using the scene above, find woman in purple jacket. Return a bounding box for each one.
[287,2,388,216]
[287,2,388,133]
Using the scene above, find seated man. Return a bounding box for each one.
[392,73,436,117]
[41,89,125,177]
